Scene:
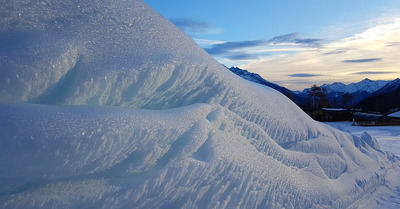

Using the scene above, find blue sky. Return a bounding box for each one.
[144,0,400,90]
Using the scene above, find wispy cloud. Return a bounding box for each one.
[322,50,346,55]
[351,71,395,75]
[225,53,260,60]
[289,73,321,77]
[240,17,400,90]
[193,38,225,46]
[205,40,265,55]
[269,33,323,47]
[386,42,400,47]
[170,18,220,34]
[202,33,322,62]
[342,58,382,63]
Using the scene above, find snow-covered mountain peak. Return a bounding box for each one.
[320,82,346,92]
[384,78,400,89]
[345,78,389,93]
[373,78,400,95]
[303,79,389,94]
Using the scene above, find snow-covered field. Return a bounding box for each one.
[1,0,400,208]
[325,122,400,157]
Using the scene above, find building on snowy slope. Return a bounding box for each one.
[320,108,352,121]
[353,112,400,126]
[301,107,352,122]
[388,111,400,121]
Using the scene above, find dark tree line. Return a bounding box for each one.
[305,84,357,109]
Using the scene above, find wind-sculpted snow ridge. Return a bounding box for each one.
[1,0,400,208]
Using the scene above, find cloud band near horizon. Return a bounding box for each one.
[202,33,324,61]
[342,58,382,63]
[238,18,400,90]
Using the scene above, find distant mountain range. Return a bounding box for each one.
[302,78,389,94]
[371,78,400,96]
[298,78,400,112]
[297,78,396,108]
[227,67,304,104]
[356,78,400,113]
[227,66,400,113]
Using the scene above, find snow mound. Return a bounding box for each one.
[1,0,400,208]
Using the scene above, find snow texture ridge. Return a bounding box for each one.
[1,0,400,208]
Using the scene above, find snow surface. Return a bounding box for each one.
[1,0,400,208]
[325,122,400,157]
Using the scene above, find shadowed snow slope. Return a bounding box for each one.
[1,0,400,208]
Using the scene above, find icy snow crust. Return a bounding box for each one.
[1,0,399,208]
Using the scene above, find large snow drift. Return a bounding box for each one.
[1,0,399,208]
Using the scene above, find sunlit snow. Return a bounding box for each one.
[1,0,400,208]
[325,122,400,157]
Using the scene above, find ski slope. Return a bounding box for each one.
[1,0,400,208]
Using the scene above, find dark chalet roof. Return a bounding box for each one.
[321,108,349,113]
[388,111,400,119]
[353,112,391,122]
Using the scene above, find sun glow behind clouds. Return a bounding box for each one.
[240,18,400,90]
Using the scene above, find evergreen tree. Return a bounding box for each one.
[307,84,329,108]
